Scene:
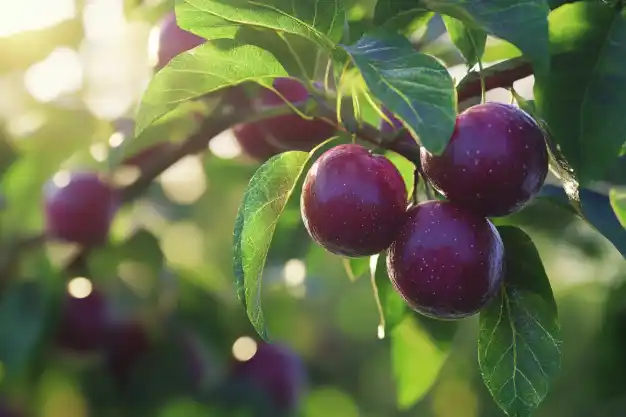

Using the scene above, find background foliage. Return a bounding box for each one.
[0,0,625,416]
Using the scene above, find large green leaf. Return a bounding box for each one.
[375,0,549,72]
[342,32,457,154]
[610,188,626,229]
[391,315,451,409]
[233,151,310,340]
[442,16,486,67]
[134,40,288,137]
[534,3,626,184]
[479,226,561,417]
[176,0,346,49]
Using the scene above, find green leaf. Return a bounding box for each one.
[233,151,310,339]
[0,281,50,380]
[391,315,451,409]
[371,254,407,336]
[539,185,626,258]
[373,1,433,35]
[134,40,288,137]
[534,3,626,184]
[342,257,369,282]
[176,0,346,49]
[610,188,626,229]
[442,16,486,67]
[479,226,561,417]
[342,32,456,154]
[376,0,550,72]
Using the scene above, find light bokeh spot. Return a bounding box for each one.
[67,277,93,299]
[232,336,258,362]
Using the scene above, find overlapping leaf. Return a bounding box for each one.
[134,40,288,136]
[375,0,549,73]
[479,226,561,417]
[610,188,626,228]
[342,32,456,154]
[442,16,486,67]
[176,0,346,49]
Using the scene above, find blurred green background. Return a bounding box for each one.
[0,1,625,416]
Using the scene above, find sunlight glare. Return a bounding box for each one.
[208,129,242,160]
[24,48,83,102]
[0,0,76,38]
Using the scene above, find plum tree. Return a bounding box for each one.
[233,78,336,160]
[230,342,307,413]
[56,288,108,352]
[387,200,505,319]
[420,102,549,217]
[300,144,407,257]
[44,172,119,247]
[156,11,205,70]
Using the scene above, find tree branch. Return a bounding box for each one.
[12,56,533,280]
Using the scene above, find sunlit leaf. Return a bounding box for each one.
[176,0,346,48]
[342,32,456,154]
[479,226,561,417]
[233,151,310,339]
[135,40,288,137]
[392,315,451,409]
[610,188,626,229]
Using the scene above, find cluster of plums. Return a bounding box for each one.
[301,103,549,319]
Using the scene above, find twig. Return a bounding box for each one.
[457,57,533,104]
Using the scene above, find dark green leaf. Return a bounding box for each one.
[391,315,451,409]
[534,3,626,184]
[373,1,433,35]
[233,151,310,339]
[610,188,626,228]
[176,0,346,48]
[135,40,288,137]
[539,184,626,258]
[378,0,549,72]
[342,257,369,282]
[342,32,456,154]
[372,254,407,335]
[442,16,486,67]
[0,281,49,379]
[479,226,561,417]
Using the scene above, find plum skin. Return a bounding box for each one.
[420,102,549,217]
[387,200,505,319]
[300,144,407,257]
[231,342,307,412]
[156,11,205,70]
[44,172,119,247]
